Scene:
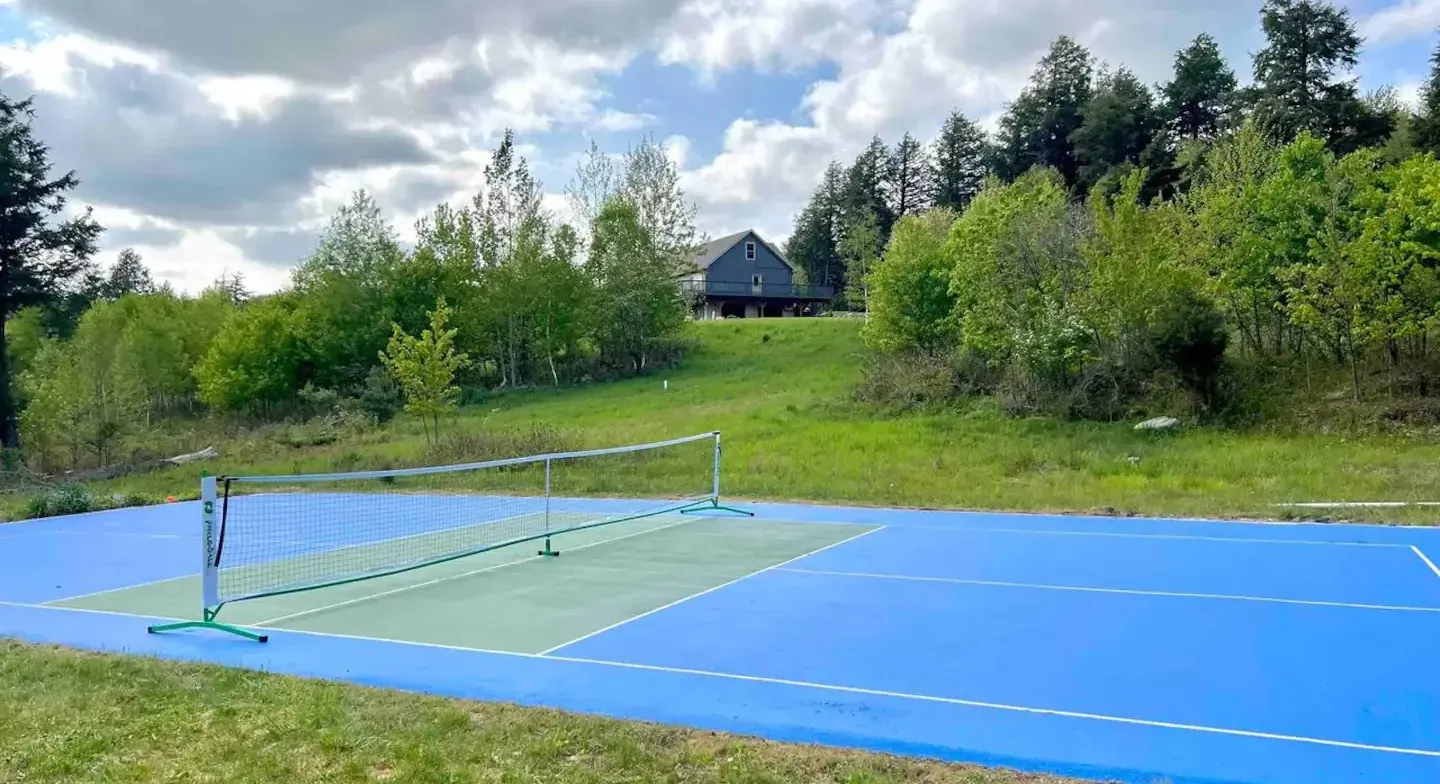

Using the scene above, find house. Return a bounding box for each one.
[681,230,834,319]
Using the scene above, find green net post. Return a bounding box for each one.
[682,432,753,517]
[147,471,270,642]
[538,458,560,556]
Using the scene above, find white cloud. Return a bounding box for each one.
[1361,0,1440,45]
[104,229,294,295]
[657,0,887,78]
[595,108,657,132]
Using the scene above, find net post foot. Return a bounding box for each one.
[538,538,560,557]
[708,505,755,517]
[147,620,269,643]
[682,500,754,517]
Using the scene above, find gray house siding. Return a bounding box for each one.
[704,233,793,294]
[685,229,832,319]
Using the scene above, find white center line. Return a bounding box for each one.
[536,525,885,655]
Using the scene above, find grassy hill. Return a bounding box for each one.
[18,316,1440,525]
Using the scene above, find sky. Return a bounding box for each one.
[0,0,1434,294]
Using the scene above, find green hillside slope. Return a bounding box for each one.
[24,317,1440,524]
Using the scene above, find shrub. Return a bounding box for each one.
[357,365,403,423]
[25,484,97,519]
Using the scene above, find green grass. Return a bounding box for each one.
[36,317,1440,526]
[0,641,1087,784]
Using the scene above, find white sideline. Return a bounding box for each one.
[2,598,1438,759]
[828,524,1412,548]
[535,525,885,656]
[775,567,1440,613]
[1413,546,1440,580]
[251,516,700,627]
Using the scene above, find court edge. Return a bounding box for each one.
[3,599,1438,760]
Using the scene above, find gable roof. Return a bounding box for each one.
[692,230,794,272]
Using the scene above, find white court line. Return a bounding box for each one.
[802,523,1412,548]
[45,572,195,605]
[1413,546,1440,580]
[535,525,886,656]
[3,598,1437,759]
[253,516,702,627]
[0,529,187,540]
[776,568,1440,613]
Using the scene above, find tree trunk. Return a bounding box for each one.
[0,303,18,449]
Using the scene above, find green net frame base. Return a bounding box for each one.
[684,501,754,517]
[148,610,269,643]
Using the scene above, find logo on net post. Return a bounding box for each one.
[203,500,216,562]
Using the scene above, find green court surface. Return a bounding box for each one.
[57,515,872,654]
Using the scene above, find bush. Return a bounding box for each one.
[855,350,995,410]
[25,484,97,519]
[354,365,402,424]
[297,383,342,420]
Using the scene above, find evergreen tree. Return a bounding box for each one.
[1249,0,1390,152]
[992,36,1094,189]
[886,132,933,218]
[785,162,846,293]
[840,137,896,245]
[0,92,104,447]
[1162,34,1238,141]
[931,110,988,211]
[1071,67,1159,193]
[103,248,155,299]
[1418,40,1440,156]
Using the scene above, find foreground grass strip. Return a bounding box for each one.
[0,640,1093,784]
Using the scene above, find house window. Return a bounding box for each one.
[745,241,756,260]
[751,273,763,293]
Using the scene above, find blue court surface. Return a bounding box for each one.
[4,498,1440,784]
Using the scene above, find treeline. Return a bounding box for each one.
[852,0,1440,420]
[7,129,702,471]
[788,0,1440,311]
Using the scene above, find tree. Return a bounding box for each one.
[1418,39,1440,156]
[103,248,155,299]
[194,295,308,412]
[886,133,933,218]
[1182,120,1284,358]
[863,209,959,353]
[566,139,621,238]
[208,271,250,305]
[1248,0,1389,152]
[786,162,847,293]
[0,91,104,447]
[586,199,689,373]
[291,189,405,389]
[839,209,883,314]
[837,138,896,295]
[20,300,146,468]
[992,36,1094,189]
[1071,67,1159,193]
[378,297,470,444]
[618,134,701,276]
[1162,34,1238,141]
[931,111,988,211]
